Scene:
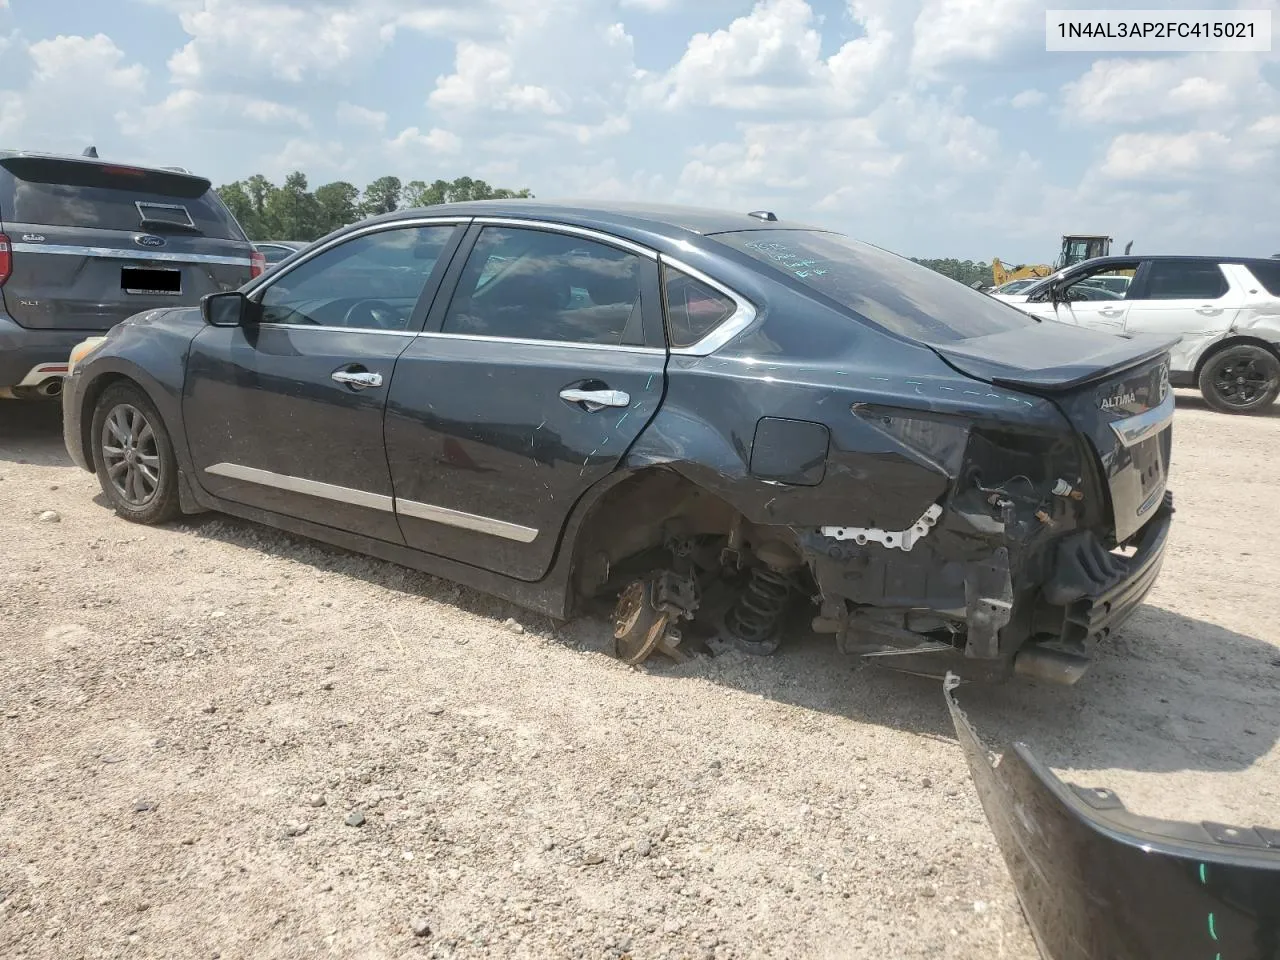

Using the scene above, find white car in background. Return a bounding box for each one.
[987,277,1043,301]
[1014,255,1280,413]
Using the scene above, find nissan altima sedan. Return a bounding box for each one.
[62,201,1177,686]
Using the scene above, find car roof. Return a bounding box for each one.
[1064,254,1278,268]
[365,199,827,242]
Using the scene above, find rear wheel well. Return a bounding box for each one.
[1193,335,1280,379]
[568,468,739,603]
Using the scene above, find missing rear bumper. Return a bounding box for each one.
[945,674,1280,960]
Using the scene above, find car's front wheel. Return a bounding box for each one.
[90,382,182,524]
[1198,344,1280,414]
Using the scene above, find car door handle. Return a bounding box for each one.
[559,387,630,411]
[1099,307,1123,316]
[331,369,383,389]
[1196,306,1222,315]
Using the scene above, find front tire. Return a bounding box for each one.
[1198,344,1280,414]
[90,382,182,524]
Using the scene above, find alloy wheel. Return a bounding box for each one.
[100,403,162,506]
[1213,356,1278,408]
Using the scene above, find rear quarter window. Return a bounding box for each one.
[1245,260,1280,297]
[716,229,1039,345]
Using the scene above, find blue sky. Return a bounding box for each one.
[0,0,1277,261]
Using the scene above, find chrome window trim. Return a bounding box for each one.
[1109,392,1175,448]
[243,216,470,297]
[256,323,420,338]
[204,463,395,512]
[397,497,539,543]
[470,217,658,260]
[10,242,252,267]
[659,255,759,357]
[414,330,665,354]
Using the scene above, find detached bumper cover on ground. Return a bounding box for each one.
[945,676,1280,960]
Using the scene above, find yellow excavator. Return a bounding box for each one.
[991,235,1129,287]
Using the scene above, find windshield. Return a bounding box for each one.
[717,229,1039,344]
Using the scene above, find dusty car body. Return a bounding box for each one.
[62,201,1175,684]
[946,677,1280,960]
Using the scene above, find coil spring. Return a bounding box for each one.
[724,564,792,645]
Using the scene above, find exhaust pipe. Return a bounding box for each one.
[36,378,63,398]
[1014,646,1090,686]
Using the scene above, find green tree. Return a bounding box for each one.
[360,176,402,217]
[911,257,994,288]
[402,176,534,207]
[261,171,324,241]
[314,180,361,235]
[216,181,258,237]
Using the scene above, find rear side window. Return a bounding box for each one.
[1244,260,1280,297]
[442,226,645,346]
[663,265,737,348]
[717,229,1038,345]
[0,158,246,241]
[1142,261,1228,300]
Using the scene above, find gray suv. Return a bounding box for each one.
[0,149,259,399]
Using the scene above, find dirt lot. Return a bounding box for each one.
[2,394,1278,960]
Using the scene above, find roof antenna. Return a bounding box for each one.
[1124,241,1133,255]
[748,210,778,222]
[83,146,99,158]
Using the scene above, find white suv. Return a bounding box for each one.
[1012,256,1280,414]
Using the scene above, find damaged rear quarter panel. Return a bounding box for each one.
[624,295,1071,534]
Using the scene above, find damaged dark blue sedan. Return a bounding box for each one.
[61,201,1176,684]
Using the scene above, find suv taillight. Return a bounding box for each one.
[250,249,266,279]
[0,233,11,286]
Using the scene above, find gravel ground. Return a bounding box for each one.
[2,393,1278,960]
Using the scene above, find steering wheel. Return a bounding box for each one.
[342,299,402,330]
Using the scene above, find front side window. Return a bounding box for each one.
[441,227,644,346]
[258,225,455,330]
[717,229,1039,344]
[1143,261,1229,300]
[663,266,737,348]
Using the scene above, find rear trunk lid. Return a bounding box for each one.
[935,325,1177,543]
[0,156,252,331]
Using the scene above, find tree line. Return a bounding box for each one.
[909,258,994,288]
[216,173,533,242]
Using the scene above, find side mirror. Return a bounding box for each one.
[201,291,257,327]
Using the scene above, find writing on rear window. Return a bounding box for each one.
[742,240,830,280]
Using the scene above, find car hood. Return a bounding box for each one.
[932,323,1178,393]
[945,676,1280,960]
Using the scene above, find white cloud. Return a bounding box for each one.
[1099,131,1234,180]
[387,126,462,155]
[1063,57,1246,123]
[335,101,388,132]
[0,34,148,149]
[430,42,565,115]
[167,0,398,85]
[1010,88,1045,109]
[909,0,1040,77]
[643,0,894,112]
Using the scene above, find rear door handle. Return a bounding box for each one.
[1196,306,1222,315]
[331,369,383,389]
[1099,308,1123,316]
[559,387,630,412]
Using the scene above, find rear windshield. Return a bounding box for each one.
[0,157,246,241]
[717,229,1038,344]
